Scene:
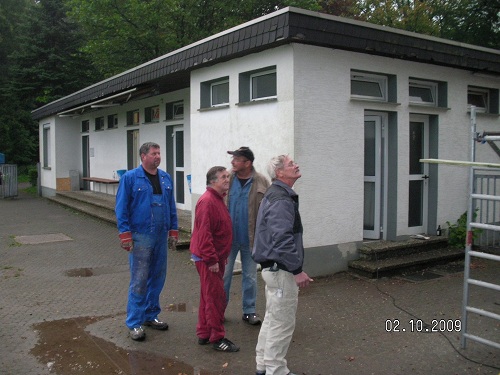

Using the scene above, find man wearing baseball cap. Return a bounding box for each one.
[224,147,270,325]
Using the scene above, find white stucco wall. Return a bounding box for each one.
[292,43,500,252]
[190,46,295,198]
[39,89,192,209]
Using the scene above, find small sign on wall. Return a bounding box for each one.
[90,148,95,157]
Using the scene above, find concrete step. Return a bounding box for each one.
[348,246,464,279]
[358,236,449,261]
[48,194,117,224]
[47,191,191,249]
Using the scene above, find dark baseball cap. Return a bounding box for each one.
[227,146,254,162]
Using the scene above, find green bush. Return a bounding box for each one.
[446,210,481,248]
[28,168,38,187]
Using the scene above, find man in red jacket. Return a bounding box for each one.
[190,166,239,352]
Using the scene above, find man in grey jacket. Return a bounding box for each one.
[252,154,313,375]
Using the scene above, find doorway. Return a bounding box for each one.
[363,113,387,239]
[408,114,430,234]
[127,130,140,170]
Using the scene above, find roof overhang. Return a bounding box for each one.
[32,7,500,121]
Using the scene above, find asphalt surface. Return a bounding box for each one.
[0,187,499,375]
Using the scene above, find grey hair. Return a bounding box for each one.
[139,142,160,156]
[206,166,227,185]
[266,155,288,181]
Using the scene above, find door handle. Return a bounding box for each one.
[422,175,429,179]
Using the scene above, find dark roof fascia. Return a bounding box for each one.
[287,10,500,77]
[31,10,292,120]
[32,7,500,121]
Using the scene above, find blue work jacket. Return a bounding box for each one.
[115,166,178,234]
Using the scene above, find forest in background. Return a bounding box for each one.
[0,0,498,166]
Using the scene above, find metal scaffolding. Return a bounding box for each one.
[421,106,500,350]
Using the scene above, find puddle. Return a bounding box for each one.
[65,265,129,277]
[66,268,94,277]
[31,317,215,375]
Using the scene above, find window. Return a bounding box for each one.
[95,116,104,131]
[468,87,489,113]
[107,114,118,129]
[409,80,437,106]
[81,120,89,133]
[211,80,229,106]
[239,67,277,103]
[127,109,140,125]
[166,101,184,120]
[43,124,51,168]
[250,70,276,100]
[145,106,160,123]
[200,78,229,109]
[351,72,388,101]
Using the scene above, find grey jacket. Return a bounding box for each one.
[252,180,304,275]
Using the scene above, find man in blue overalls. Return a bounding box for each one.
[115,142,178,341]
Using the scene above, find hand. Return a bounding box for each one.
[208,263,219,273]
[168,229,179,250]
[294,271,313,288]
[119,232,133,252]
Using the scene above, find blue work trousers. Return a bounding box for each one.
[126,197,168,329]
[223,243,257,314]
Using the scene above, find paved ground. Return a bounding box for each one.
[0,187,499,375]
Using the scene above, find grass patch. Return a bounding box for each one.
[8,235,21,247]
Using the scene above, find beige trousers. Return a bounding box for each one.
[255,268,299,375]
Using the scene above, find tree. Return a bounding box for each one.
[351,0,499,49]
[0,0,99,166]
[66,0,321,78]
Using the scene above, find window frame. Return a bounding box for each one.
[351,72,388,102]
[250,69,277,101]
[81,120,89,133]
[43,124,51,168]
[166,101,184,120]
[94,116,105,131]
[210,79,229,107]
[127,109,140,126]
[409,80,438,106]
[107,114,118,129]
[468,87,489,113]
[145,105,160,123]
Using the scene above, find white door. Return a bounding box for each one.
[364,115,383,239]
[408,115,429,234]
[173,127,185,209]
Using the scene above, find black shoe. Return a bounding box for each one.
[213,338,240,352]
[256,372,266,375]
[143,319,169,330]
[242,313,262,325]
[198,337,210,345]
[129,327,146,341]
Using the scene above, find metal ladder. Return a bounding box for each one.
[461,107,500,350]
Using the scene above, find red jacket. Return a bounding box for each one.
[190,187,233,266]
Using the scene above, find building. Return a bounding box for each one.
[32,7,500,276]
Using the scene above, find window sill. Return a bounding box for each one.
[42,167,52,170]
[198,104,230,112]
[126,124,140,127]
[409,104,450,111]
[236,97,278,106]
[107,126,118,130]
[142,121,160,125]
[164,117,184,121]
[350,97,400,106]
[94,129,105,132]
[467,111,500,117]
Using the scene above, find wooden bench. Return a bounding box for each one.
[82,177,119,194]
